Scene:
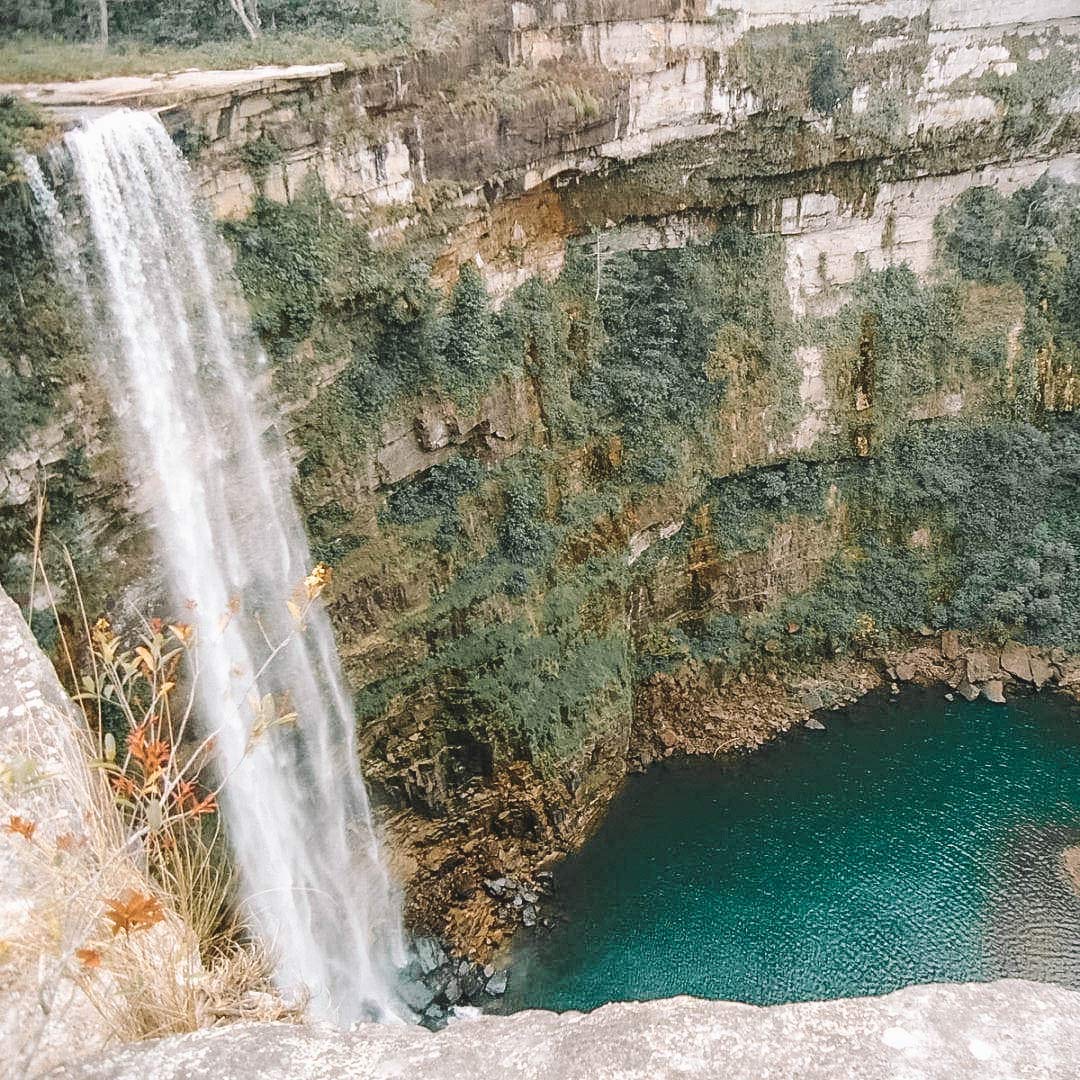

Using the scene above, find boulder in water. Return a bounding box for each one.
[957,679,980,702]
[805,718,826,731]
[485,970,509,996]
[1000,642,1033,683]
[1030,654,1054,690]
[982,680,1006,704]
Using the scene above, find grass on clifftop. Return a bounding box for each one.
[0,0,478,82]
[0,31,395,83]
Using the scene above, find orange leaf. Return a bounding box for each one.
[111,774,137,798]
[56,832,84,853]
[143,740,170,775]
[104,891,165,936]
[127,724,148,765]
[5,816,35,841]
[75,947,102,968]
[174,780,217,817]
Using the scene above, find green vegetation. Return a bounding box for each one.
[382,456,484,552]
[574,226,797,484]
[0,0,411,80]
[939,176,1080,362]
[645,417,1080,677]
[809,40,851,115]
[0,98,86,458]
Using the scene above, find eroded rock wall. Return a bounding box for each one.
[4,0,1080,957]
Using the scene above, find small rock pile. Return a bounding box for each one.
[884,633,1076,705]
[400,872,556,1028]
[482,870,555,931]
[402,934,515,1030]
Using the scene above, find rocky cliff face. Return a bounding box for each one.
[4,0,1080,958]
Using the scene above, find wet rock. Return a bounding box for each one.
[484,877,511,897]
[945,692,954,701]
[1000,642,1033,683]
[1062,846,1080,895]
[522,890,539,903]
[442,977,461,1006]
[399,980,435,1012]
[805,718,826,731]
[420,1006,446,1032]
[957,679,980,702]
[523,904,537,927]
[483,964,495,978]
[1058,659,1080,687]
[940,630,961,660]
[485,970,509,996]
[460,969,484,1000]
[982,679,1006,704]
[414,936,446,975]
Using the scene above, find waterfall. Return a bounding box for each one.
[26,109,405,1022]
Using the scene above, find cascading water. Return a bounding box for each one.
[26,109,405,1022]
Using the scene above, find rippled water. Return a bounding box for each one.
[505,689,1080,1011]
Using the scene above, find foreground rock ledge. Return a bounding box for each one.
[53,980,1080,1080]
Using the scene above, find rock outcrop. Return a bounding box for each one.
[0,587,198,1079]
[51,980,1080,1080]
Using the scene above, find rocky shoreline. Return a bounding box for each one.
[391,631,1080,997]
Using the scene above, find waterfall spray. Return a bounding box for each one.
[26,109,406,1022]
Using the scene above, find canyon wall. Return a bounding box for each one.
[3,0,1080,954]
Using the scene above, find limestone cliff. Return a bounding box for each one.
[3,0,1080,956]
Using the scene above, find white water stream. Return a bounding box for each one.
[26,109,405,1022]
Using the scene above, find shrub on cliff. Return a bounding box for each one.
[809,40,852,115]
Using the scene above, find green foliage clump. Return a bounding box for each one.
[238,133,281,180]
[0,101,86,458]
[574,226,793,483]
[674,418,1080,675]
[382,456,484,552]
[852,266,972,400]
[498,461,556,578]
[809,40,852,115]
[707,458,830,553]
[940,176,1080,360]
[0,94,47,181]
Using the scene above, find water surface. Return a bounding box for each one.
[506,689,1080,1011]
